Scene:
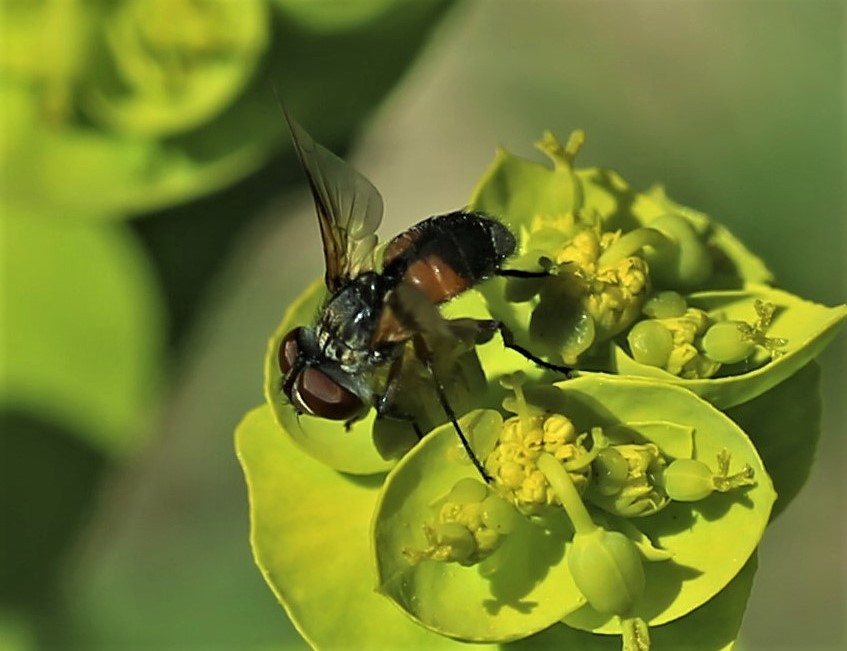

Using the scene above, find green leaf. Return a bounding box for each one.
[468,146,773,291]
[235,405,495,650]
[507,554,757,651]
[372,377,774,640]
[80,0,269,137]
[611,285,847,408]
[469,147,581,235]
[0,213,164,455]
[554,377,774,634]
[374,410,586,643]
[1,0,455,218]
[0,77,271,219]
[466,142,783,371]
[0,0,272,217]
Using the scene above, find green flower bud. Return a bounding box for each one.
[627,320,674,367]
[701,320,756,364]
[592,447,631,496]
[660,459,714,502]
[585,250,650,340]
[559,227,604,268]
[660,450,756,502]
[530,294,596,365]
[642,291,688,319]
[587,443,669,517]
[480,494,519,534]
[635,307,721,379]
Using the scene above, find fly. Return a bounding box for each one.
[277,110,569,479]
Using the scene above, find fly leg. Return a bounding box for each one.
[412,333,491,482]
[496,268,551,278]
[497,254,560,279]
[374,353,424,439]
[475,319,575,377]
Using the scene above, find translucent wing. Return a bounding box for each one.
[284,109,384,292]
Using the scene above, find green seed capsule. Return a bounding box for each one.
[642,291,688,319]
[558,309,597,365]
[592,447,630,495]
[481,494,518,534]
[701,320,756,364]
[627,320,674,367]
[447,477,488,505]
[661,458,715,501]
[567,528,645,615]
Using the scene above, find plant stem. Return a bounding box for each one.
[537,452,595,535]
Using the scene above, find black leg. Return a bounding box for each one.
[412,334,491,482]
[375,353,406,417]
[495,268,551,279]
[410,419,424,440]
[375,352,424,440]
[476,319,575,377]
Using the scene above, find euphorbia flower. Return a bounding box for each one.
[371,374,776,647]
[236,128,844,650]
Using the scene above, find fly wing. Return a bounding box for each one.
[284,109,384,292]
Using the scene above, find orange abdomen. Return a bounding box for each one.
[383,211,516,305]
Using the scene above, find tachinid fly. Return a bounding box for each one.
[278,110,568,478]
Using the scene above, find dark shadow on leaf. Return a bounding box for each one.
[481,513,569,612]
[339,471,387,490]
[634,557,703,622]
[690,485,755,522]
[638,501,697,538]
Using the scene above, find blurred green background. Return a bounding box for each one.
[1,1,844,650]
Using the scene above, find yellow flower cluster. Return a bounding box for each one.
[485,412,593,515]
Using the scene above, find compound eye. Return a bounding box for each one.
[279,328,302,375]
[296,367,363,421]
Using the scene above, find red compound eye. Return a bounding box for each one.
[279,328,301,375]
[295,367,363,420]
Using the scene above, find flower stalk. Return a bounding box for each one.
[537,452,595,535]
[538,452,650,648]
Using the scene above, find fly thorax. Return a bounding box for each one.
[318,274,385,364]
